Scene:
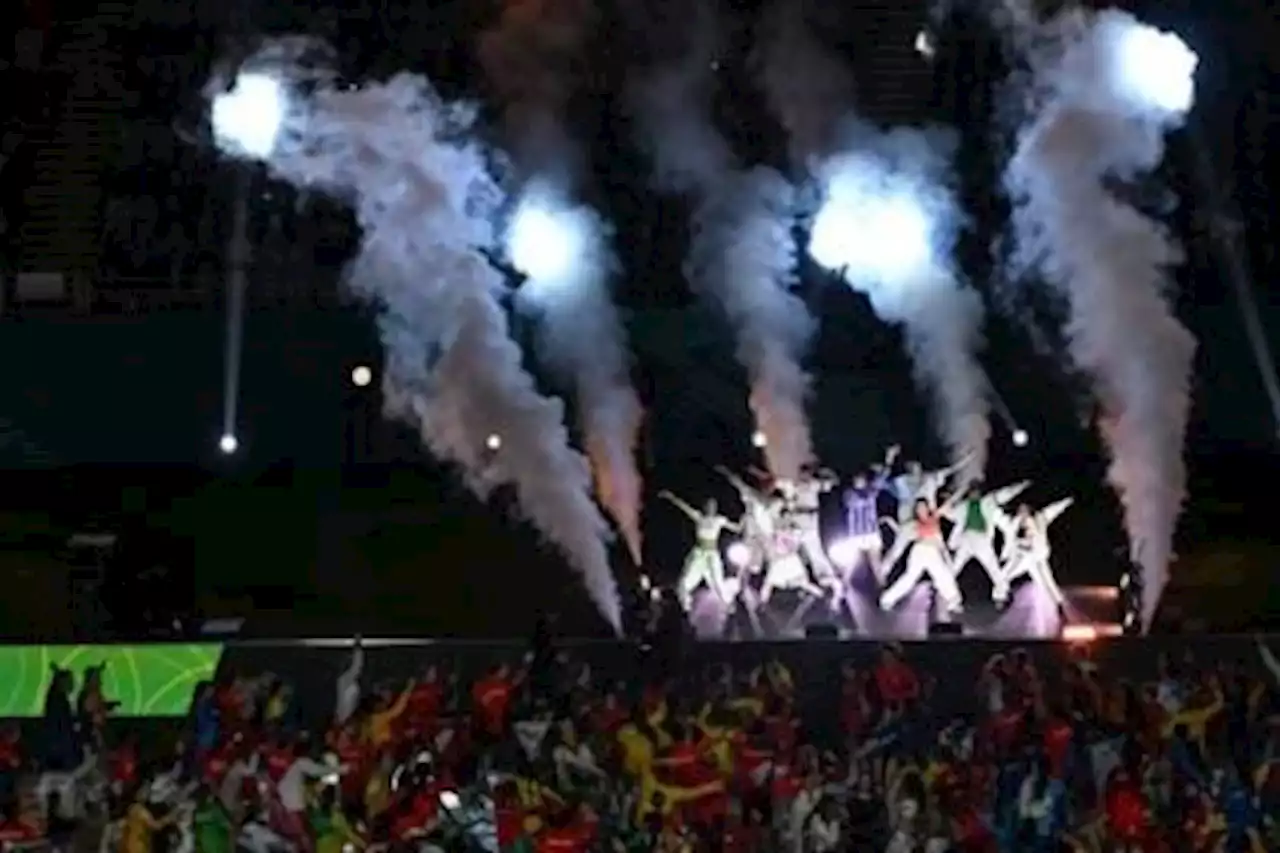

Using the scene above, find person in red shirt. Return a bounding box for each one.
[109,736,140,795]
[592,692,628,735]
[261,734,295,784]
[874,645,920,706]
[1041,713,1074,779]
[402,666,445,743]
[1105,765,1150,847]
[536,805,592,853]
[472,664,516,743]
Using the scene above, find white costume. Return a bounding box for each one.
[1000,498,1073,606]
[720,469,777,576]
[945,481,1030,604]
[760,520,825,603]
[879,501,963,614]
[790,471,840,593]
[678,511,734,609]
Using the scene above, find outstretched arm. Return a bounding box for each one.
[1040,497,1075,528]
[658,491,700,521]
[938,450,977,481]
[992,480,1032,505]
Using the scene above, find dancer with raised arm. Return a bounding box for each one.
[660,490,740,611]
[945,480,1031,606]
[716,466,778,576]
[792,464,842,597]
[839,446,898,584]
[1000,498,1074,609]
[878,494,965,615]
[890,449,976,522]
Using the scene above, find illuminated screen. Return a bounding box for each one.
[0,644,224,718]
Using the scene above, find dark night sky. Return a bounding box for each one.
[0,0,1277,637]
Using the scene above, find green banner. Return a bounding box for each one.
[0,644,224,718]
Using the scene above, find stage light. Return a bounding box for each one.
[725,540,752,569]
[351,365,372,387]
[1061,624,1097,643]
[1012,429,1029,447]
[211,72,287,159]
[1119,573,1130,590]
[809,161,935,283]
[485,433,502,451]
[638,574,651,591]
[751,430,767,448]
[507,189,587,284]
[438,790,460,811]
[1106,16,1197,115]
[827,537,857,568]
[218,433,239,454]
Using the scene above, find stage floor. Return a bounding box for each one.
[687,564,1074,640]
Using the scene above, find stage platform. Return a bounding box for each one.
[687,565,1121,641]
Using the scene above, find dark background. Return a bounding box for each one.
[0,0,1276,638]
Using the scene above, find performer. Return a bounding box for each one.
[878,496,965,615]
[890,449,976,522]
[790,464,841,595]
[839,447,898,583]
[759,511,828,605]
[659,490,740,611]
[716,466,777,576]
[1000,498,1073,608]
[945,480,1031,606]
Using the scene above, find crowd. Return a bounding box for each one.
[0,635,1276,853]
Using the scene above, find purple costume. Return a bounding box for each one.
[843,469,889,537]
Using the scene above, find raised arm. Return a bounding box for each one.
[939,449,978,481]
[1040,497,1075,528]
[658,490,700,521]
[992,480,1031,506]
[716,466,756,499]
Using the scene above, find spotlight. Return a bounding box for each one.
[211,72,288,160]
[351,365,372,387]
[914,30,935,59]
[485,433,502,451]
[751,430,767,449]
[1012,429,1029,447]
[1119,573,1130,590]
[1061,624,1097,643]
[218,434,239,454]
[438,790,461,811]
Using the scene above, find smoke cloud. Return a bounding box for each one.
[625,0,816,482]
[1004,9,1198,625]
[810,129,991,479]
[753,7,990,478]
[215,54,621,631]
[480,0,646,566]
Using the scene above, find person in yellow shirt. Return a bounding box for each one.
[363,753,395,822]
[120,790,175,853]
[1160,681,1224,749]
[617,717,655,779]
[364,679,415,752]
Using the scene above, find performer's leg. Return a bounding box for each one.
[927,554,964,613]
[1030,556,1066,607]
[974,538,1009,603]
[705,552,730,604]
[951,537,975,580]
[863,544,884,585]
[880,534,910,581]
[678,551,706,610]
[879,549,924,610]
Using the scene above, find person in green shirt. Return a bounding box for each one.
[192,788,234,853]
[309,785,364,853]
[944,480,1029,605]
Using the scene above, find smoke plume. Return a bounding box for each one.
[753,6,990,478]
[1004,9,1197,625]
[216,54,621,631]
[810,129,991,479]
[480,0,645,566]
[626,0,816,482]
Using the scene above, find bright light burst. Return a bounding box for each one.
[809,155,936,284]
[725,540,752,568]
[1107,16,1197,115]
[506,189,588,285]
[211,72,288,159]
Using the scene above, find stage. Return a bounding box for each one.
[686,564,1115,640]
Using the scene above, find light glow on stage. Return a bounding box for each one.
[351,365,373,387]
[751,430,767,449]
[506,189,589,286]
[485,433,502,451]
[810,167,935,283]
[211,72,288,159]
[1012,428,1029,447]
[827,537,857,569]
[218,433,239,454]
[725,540,752,569]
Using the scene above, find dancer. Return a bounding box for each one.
[791,464,841,595]
[716,466,778,576]
[945,480,1031,606]
[759,511,828,605]
[838,447,898,583]
[1000,498,1073,609]
[659,490,740,611]
[879,496,965,615]
[890,449,976,522]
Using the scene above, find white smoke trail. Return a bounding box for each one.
[479,0,645,566]
[212,54,621,631]
[810,129,991,480]
[625,0,816,482]
[1004,9,1197,626]
[753,4,990,479]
